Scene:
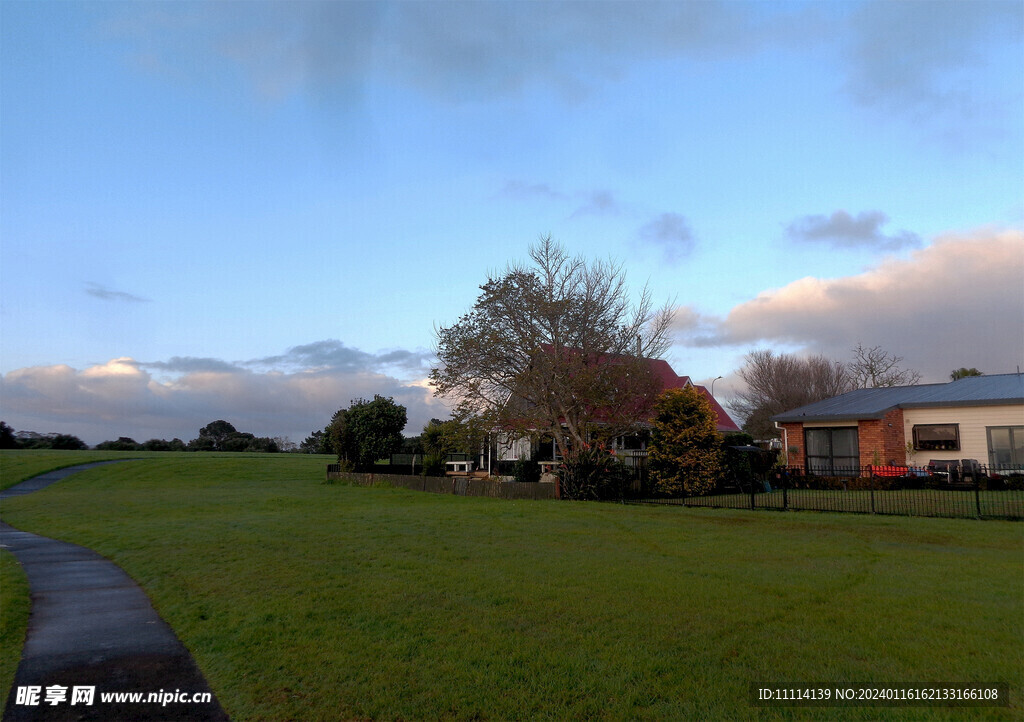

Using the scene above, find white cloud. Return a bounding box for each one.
[687,227,1024,381]
[1,343,449,446]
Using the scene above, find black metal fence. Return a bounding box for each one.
[629,464,1024,520]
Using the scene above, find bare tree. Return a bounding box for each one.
[730,350,851,439]
[430,236,674,460]
[848,343,921,388]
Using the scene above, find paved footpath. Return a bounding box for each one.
[1,463,228,721]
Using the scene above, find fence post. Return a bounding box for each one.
[974,470,982,519]
[782,471,788,511]
[870,470,876,514]
[750,482,755,510]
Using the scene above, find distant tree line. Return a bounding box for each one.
[0,422,88,450]
[0,419,295,453]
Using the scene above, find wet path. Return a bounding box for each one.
[1,463,228,720]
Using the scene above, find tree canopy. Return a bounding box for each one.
[431,237,674,460]
[951,367,983,380]
[648,386,723,497]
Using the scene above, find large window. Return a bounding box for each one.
[805,427,859,475]
[987,426,1024,468]
[912,424,960,451]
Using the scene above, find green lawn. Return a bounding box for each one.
[0,453,1021,720]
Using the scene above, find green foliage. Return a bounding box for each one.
[344,396,408,471]
[556,443,631,500]
[649,386,723,497]
[512,456,541,484]
[300,430,329,454]
[421,453,446,478]
[50,434,88,451]
[96,437,142,451]
[951,367,983,380]
[0,422,17,449]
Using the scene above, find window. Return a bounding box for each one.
[987,426,1024,468]
[912,424,960,451]
[805,427,859,475]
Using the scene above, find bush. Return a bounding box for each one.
[422,454,446,478]
[556,444,631,501]
[512,457,541,484]
[648,387,723,497]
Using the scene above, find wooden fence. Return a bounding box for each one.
[326,468,557,500]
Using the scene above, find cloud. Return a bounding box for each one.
[85,282,151,303]
[499,180,569,202]
[569,190,623,219]
[842,0,1022,143]
[1,341,447,445]
[106,2,804,103]
[687,227,1024,381]
[251,339,432,374]
[785,210,922,251]
[636,213,697,264]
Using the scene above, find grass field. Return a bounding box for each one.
[1,451,1022,720]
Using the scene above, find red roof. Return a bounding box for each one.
[644,357,740,433]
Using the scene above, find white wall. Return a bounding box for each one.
[903,404,1024,466]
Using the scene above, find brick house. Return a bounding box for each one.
[772,374,1024,473]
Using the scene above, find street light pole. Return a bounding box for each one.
[710,375,723,396]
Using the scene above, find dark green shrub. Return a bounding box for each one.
[512,457,541,484]
[556,443,631,500]
[422,454,446,477]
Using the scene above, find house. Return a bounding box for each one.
[496,357,740,466]
[771,373,1024,474]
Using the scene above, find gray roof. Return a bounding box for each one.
[772,373,1024,424]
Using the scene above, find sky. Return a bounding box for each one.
[1,0,1022,447]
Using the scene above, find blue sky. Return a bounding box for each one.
[2,0,1022,446]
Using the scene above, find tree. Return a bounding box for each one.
[326,408,355,461]
[191,420,238,451]
[95,437,142,451]
[730,350,851,439]
[951,367,983,380]
[345,395,407,470]
[648,386,723,497]
[300,430,329,454]
[431,237,674,461]
[848,343,921,388]
[0,422,18,449]
[50,434,88,450]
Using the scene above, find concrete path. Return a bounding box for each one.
[1,463,228,721]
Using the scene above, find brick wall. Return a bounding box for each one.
[780,422,806,470]
[857,408,906,467]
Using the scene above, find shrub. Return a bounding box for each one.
[556,443,631,501]
[648,387,723,497]
[512,457,541,484]
[422,454,446,478]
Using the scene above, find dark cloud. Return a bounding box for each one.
[85,282,150,303]
[785,210,921,251]
[107,1,1020,145]
[140,357,240,374]
[637,213,697,264]
[684,228,1024,382]
[252,339,431,373]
